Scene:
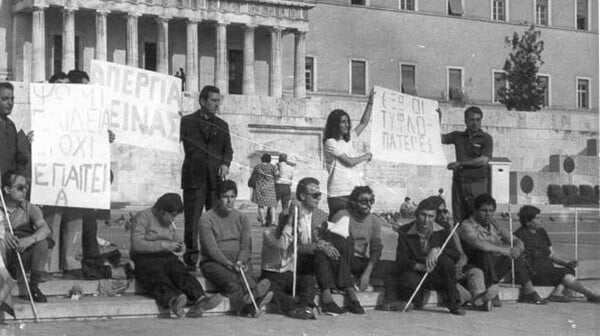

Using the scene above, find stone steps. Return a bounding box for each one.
[5,277,599,322]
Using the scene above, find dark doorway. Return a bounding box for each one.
[228,50,243,94]
[144,43,157,71]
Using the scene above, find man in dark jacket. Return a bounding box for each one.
[180,85,233,270]
[386,197,465,315]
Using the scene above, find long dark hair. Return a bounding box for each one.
[323,109,351,142]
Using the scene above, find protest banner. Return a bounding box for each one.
[89,60,181,152]
[368,86,447,166]
[30,84,111,209]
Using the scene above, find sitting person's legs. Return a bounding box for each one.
[8,239,49,302]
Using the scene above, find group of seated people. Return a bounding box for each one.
[1,170,599,320]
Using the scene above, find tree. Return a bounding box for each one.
[498,25,545,111]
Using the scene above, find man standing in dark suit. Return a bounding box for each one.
[180,85,233,270]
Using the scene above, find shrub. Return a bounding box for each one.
[547,184,564,204]
[578,185,595,204]
[562,185,579,205]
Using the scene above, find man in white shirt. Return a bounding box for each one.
[275,153,295,216]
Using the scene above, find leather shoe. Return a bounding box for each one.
[518,292,547,305]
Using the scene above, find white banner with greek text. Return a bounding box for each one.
[30,84,111,209]
[89,60,181,152]
[369,86,446,166]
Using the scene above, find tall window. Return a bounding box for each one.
[537,75,550,107]
[535,0,548,25]
[576,0,588,30]
[448,67,463,100]
[305,56,315,92]
[492,0,507,21]
[400,64,416,95]
[350,60,367,95]
[448,0,463,16]
[577,78,590,109]
[493,71,507,103]
[400,0,415,11]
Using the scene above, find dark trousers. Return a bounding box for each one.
[451,178,488,223]
[327,196,350,220]
[468,251,532,287]
[388,255,460,309]
[132,253,205,308]
[315,231,355,290]
[275,184,291,213]
[7,239,49,287]
[261,254,316,313]
[183,185,216,266]
[200,260,257,312]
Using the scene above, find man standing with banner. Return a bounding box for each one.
[440,106,493,223]
[180,85,233,271]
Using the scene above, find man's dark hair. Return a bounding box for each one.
[49,72,69,83]
[1,169,21,190]
[199,85,220,101]
[216,179,238,198]
[473,193,497,211]
[0,82,14,91]
[415,196,442,217]
[260,153,271,163]
[296,177,320,198]
[324,109,351,143]
[404,197,411,202]
[464,106,483,119]
[67,70,90,84]
[153,193,183,213]
[518,205,541,226]
[349,186,374,204]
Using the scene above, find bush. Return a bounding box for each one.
[562,185,579,205]
[578,185,595,204]
[595,185,599,204]
[547,184,564,204]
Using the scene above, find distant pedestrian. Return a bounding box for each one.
[275,153,295,216]
[251,153,277,226]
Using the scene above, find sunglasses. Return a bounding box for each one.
[307,192,322,199]
[13,184,28,192]
[357,198,375,205]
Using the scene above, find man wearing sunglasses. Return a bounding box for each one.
[0,170,51,302]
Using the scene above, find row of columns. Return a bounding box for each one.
[29,6,308,98]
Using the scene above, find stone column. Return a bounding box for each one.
[186,19,199,92]
[31,6,46,82]
[242,24,256,95]
[95,9,109,61]
[215,21,228,94]
[269,27,283,97]
[156,16,170,74]
[293,30,307,98]
[126,13,140,67]
[62,7,76,72]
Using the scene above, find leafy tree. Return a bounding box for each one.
[499,25,545,111]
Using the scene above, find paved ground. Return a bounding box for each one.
[3,301,599,336]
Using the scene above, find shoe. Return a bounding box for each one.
[320,301,347,316]
[169,294,188,319]
[491,295,502,308]
[244,279,270,304]
[518,292,547,305]
[448,306,466,316]
[473,285,500,307]
[25,286,47,303]
[248,291,273,317]
[547,295,570,303]
[586,295,600,303]
[376,301,413,312]
[287,306,316,320]
[187,294,224,318]
[346,300,365,314]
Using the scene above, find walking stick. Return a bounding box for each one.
[508,205,515,288]
[402,222,462,312]
[238,267,260,317]
[0,190,39,322]
[292,206,298,298]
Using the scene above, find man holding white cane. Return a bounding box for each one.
[0,170,50,303]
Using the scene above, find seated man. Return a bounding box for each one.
[130,193,222,319]
[199,180,272,317]
[458,194,546,305]
[0,170,51,302]
[261,177,327,319]
[514,205,600,303]
[316,186,383,315]
[431,195,499,311]
[386,197,465,315]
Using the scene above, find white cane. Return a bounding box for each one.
[402,222,462,313]
[508,206,515,288]
[238,267,260,317]
[292,206,298,298]
[0,190,39,322]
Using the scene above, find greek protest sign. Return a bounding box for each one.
[89,60,181,152]
[369,86,446,166]
[30,84,111,209]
